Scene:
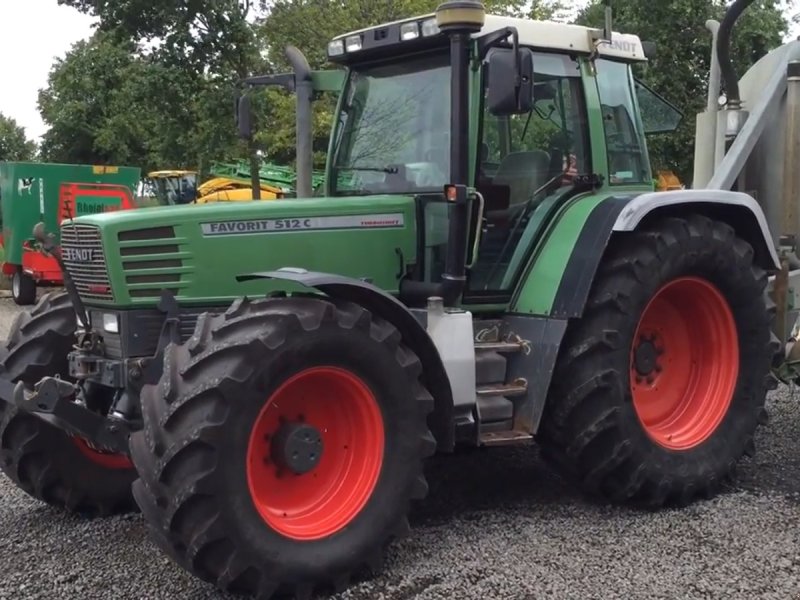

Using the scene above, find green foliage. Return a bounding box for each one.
[576,0,788,183]
[37,31,246,174]
[47,0,787,182]
[0,114,36,162]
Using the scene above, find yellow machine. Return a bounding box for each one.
[195,176,284,203]
[144,170,284,206]
[655,170,684,191]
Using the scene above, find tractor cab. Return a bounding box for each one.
[320,12,682,303]
[145,170,199,205]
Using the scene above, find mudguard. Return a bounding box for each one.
[512,189,779,319]
[237,269,456,452]
[613,190,780,269]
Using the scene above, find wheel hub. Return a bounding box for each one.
[270,422,323,475]
[633,335,662,377]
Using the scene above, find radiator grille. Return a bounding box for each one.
[60,224,113,301]
[118,226,184,300]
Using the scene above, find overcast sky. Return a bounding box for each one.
[0,0,798,144]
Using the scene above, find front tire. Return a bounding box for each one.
[538,215,777,506]
[11,270,36,305]
[130,296,435,599]
[0,292,136,516]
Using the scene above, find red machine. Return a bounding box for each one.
[8,182,136,304]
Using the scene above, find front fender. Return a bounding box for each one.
[237,269,456,452]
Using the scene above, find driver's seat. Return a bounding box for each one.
[493,150,551,206]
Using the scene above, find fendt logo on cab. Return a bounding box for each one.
[611,39,637,53]
[63,247,97,263]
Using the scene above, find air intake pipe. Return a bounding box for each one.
[716,0,756,110]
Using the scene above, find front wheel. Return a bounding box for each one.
[0,292,136,516]
[130,296,435,599]
[11,270,36,305]
[538,215,777,507]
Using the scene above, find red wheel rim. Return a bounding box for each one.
[630,277,739,451]
[246,367,384,541]
[72,437,133,469]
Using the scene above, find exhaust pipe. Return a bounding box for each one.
[285,46,313,198]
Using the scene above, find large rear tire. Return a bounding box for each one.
[130,296,435,599]
[0,292,136,516]
[538,215,777,506]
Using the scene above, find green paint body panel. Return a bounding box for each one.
[511,192,609,316]
[0,162,140,266]
[65,51,661,321]
[77,197,417,309]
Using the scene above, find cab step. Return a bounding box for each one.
[476,379,528,399]
[474,340,526,354]
[479,430,534,447]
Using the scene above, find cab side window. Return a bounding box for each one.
[595,58,650,185]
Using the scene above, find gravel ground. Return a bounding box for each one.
[1,296,800,600]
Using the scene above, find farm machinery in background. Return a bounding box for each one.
[0,1,797,599]
[144,162,334,206]
[0,162,140,305]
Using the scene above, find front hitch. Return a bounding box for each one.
[0,374,132,455]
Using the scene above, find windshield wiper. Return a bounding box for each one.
[340,165,399,174]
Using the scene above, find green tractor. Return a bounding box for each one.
[0,1,788,598]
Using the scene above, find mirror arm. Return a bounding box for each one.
[239,73,296,92]
[476,26,519,60]
[511,29,521,92]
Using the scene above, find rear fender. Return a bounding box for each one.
[613,190,780,271]
[513,190,779,320]
[237,269,455,452]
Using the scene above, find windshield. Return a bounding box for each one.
[332,53,450,196]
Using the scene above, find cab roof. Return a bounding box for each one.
[331,13,647,63]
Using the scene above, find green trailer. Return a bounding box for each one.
[0,161,141,304]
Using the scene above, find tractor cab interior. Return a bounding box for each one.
[469,51,589,294]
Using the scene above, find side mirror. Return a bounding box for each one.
[487,48,534,117]
[237,94,254,140]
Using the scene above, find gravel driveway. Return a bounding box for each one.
[1,296,799,600]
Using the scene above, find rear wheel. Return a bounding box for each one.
[539,215,777,506]
[11,270,36,306]
[130,296,435,599]
[0,292,136,516]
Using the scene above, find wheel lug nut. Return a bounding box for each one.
[646,376,655,384]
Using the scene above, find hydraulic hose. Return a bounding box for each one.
[717,0,757,108]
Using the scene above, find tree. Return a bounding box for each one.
[0,114,36,162]
[59,0,268,177]
[576,0,788,183]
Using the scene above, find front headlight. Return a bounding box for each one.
[400,22,420,40]
[345,34,363,53]
[327,39,345,57]
[102,313,119,334]
[421,18,440,37]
